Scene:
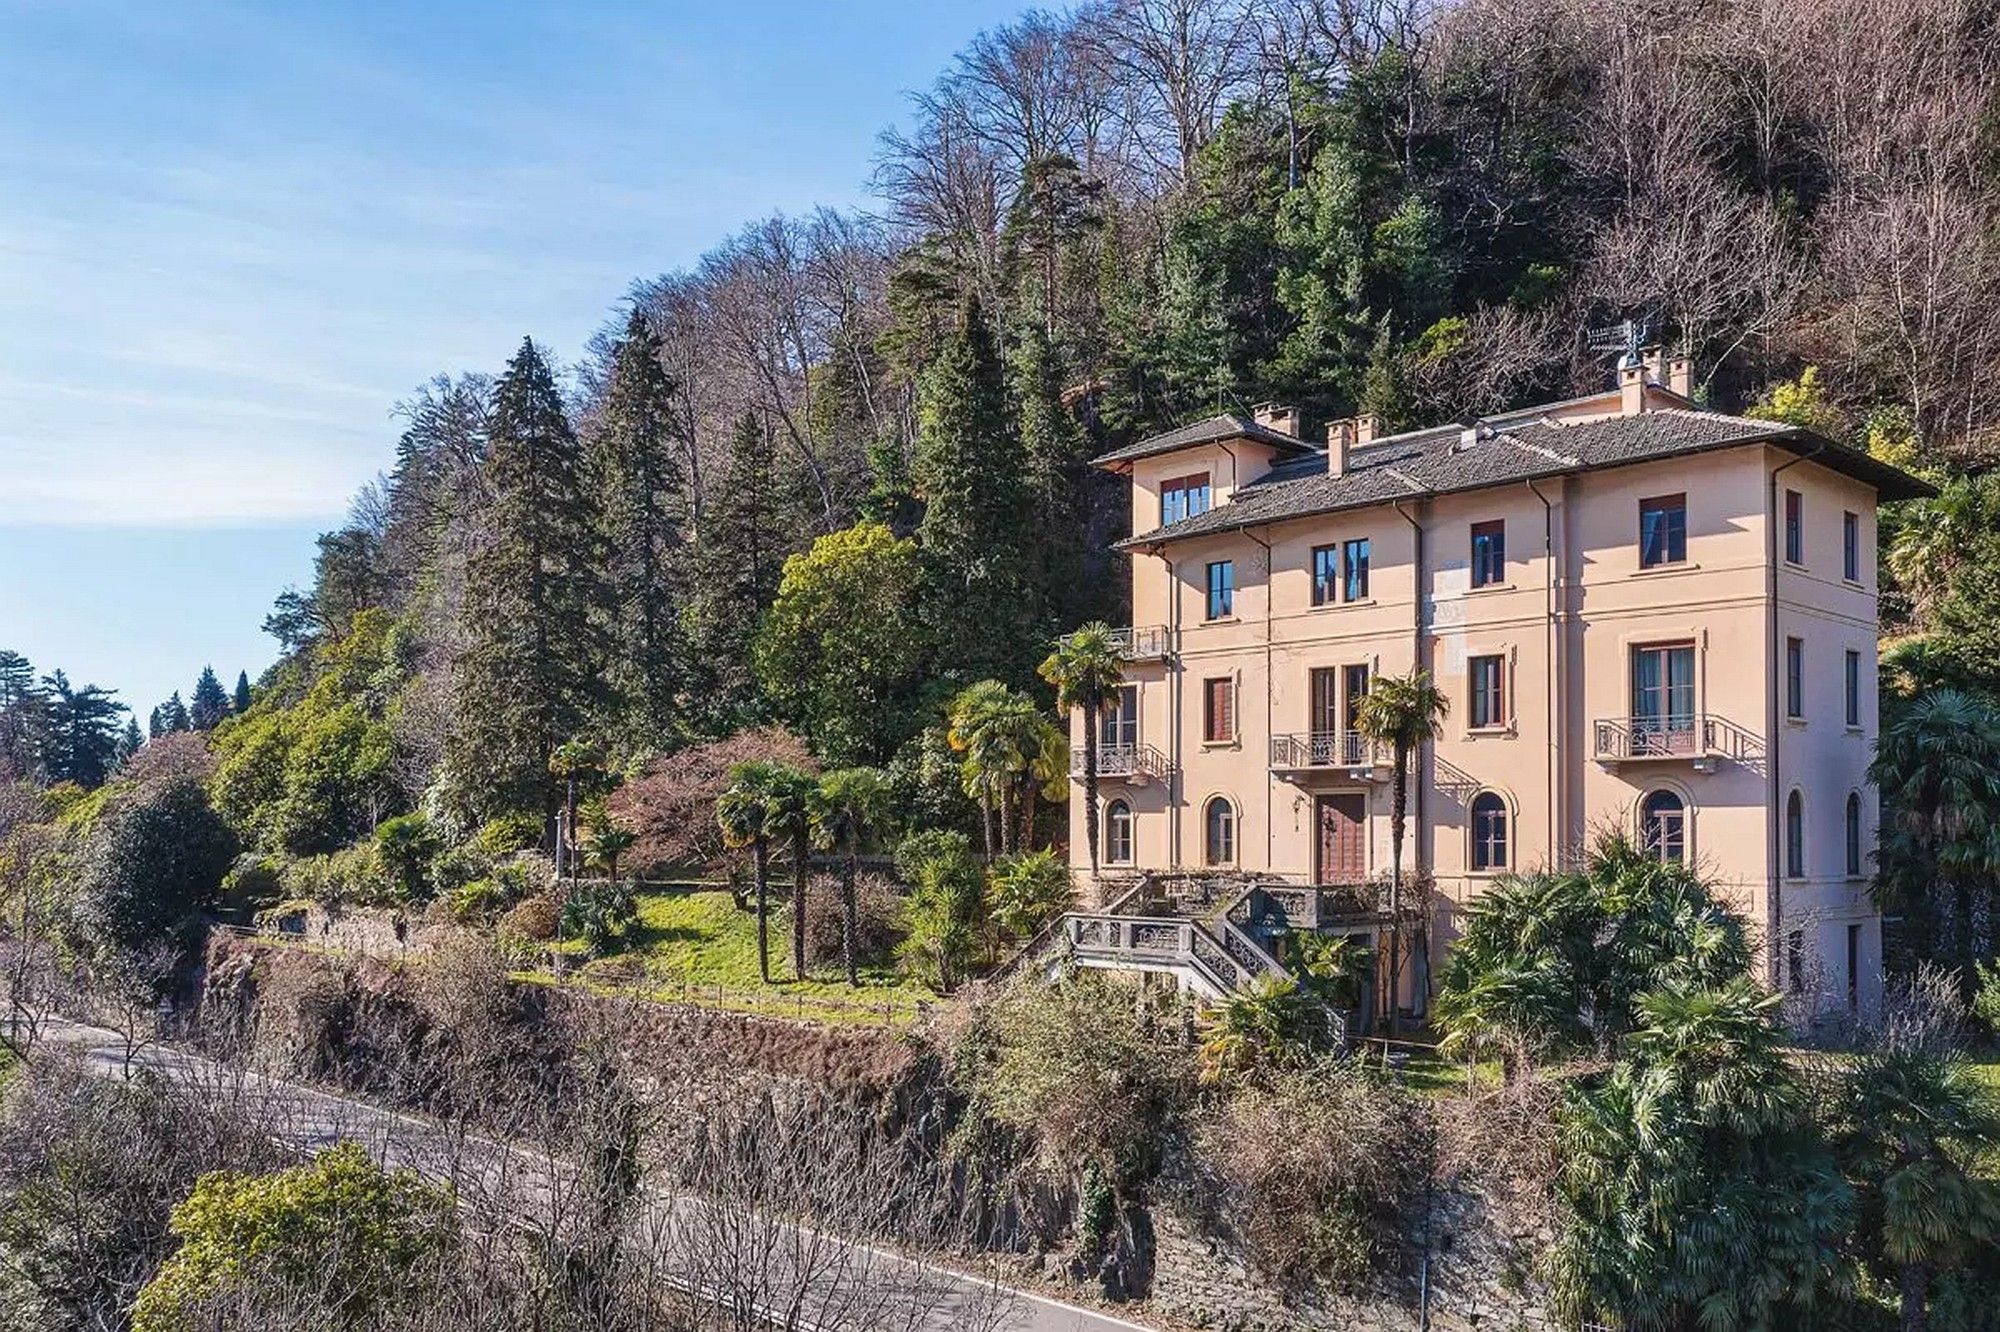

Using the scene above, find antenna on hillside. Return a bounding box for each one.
[1586,308,1661,372]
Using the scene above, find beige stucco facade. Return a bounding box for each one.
[1070,372,1916,1023]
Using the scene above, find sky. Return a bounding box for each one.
[0,0,1018,719]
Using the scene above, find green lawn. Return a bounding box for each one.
[548,888,935,1026]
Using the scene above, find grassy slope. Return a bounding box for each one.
[570,889,935,1023]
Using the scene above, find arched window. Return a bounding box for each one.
[1204,797,1236,866]
[1786,791,1805,878]
[1845,792,1862,877]
[1470,792,1509,871]
[1641,789,1686,863]
[1105,800,1134,865]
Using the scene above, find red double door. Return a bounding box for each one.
[1315,792,1367,883]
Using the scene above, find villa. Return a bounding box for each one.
[1059,352,1931,1027]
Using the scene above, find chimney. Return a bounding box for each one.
[1640,345,1666,386]
[1252,402,1300,438]
[1355,413,1380,444]
[1667,354,1693,397]
[1618,363,1647,416]
[1326,419,1355,476]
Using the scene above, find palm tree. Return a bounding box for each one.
[764,764,818,982]
[549,736,603,879]
[1840,1048,2000,1332]
[1870,689,2000,968]
[715,761,783,984]
[947,680,1047,858]
[583,824,637,882]
[810,766,894,986]
[1040,624,1126,882]
[1352,668,1448,1035]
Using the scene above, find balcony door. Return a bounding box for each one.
[1316,793,1368,883]
[1310,668,1339,762]
[1099,684,1138,750]
[1631,643,1696,754]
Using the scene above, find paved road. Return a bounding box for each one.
[39,1019,1160,1332]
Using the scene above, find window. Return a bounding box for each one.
[1844,650,1861,727]
[1471,792,1508,871]
[1843,511,1860,582]
[1846,791,1864,876]
[1343,538,1371,601]
[1471,520,1506,588]
[1787,929,1806,994]
[1161,473,1211,525]
[1632,643,1696,751]
[1641,789,1686,863]
[1786,637,1804,719]
[1786,790,1805,877]
[1204,797,1236,866]
[1105,800,1134,865]
[1784,488,1803,565]
[1203,677,1236,743]
[1312,545,1341,606]
[1100,683,1138,750]
[1469,654,1506,729]
[1640,494,1687,567]
[1205,560,1234,619]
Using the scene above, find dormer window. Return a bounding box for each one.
[1162,473,1212,525]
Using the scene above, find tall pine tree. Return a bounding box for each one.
[587,309,687,748]
[232,670,253,715]
[448,338,605,835]
[913,294,1037,686]
[685,413,790,736]
[42,671,126,789]
[189,666,231,731]
[0,649,45,781]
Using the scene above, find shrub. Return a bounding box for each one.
[987,848,1075,941]
[1194,1064,1428,1294]
[278,843,391,908]
[894,830,985,989]
[219,854,283,911]
[450,878,504,921]
[473,813,543,857]
[131,1142,455,1332]
[562,879,638,955]
[500,895,559,944]
[802,871,900,966]
[74,776,236,956]
[1972,961,2000,1040]
[374,812,442,901]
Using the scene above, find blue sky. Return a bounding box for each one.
[0,0,1014,718]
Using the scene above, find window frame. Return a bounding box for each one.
[1470,791,1509,872]
[1202,676,1236,744]
[1204,796,1236,867]
[1639,493,1688,568]
[1311,544,1340,607]
[1160,473,1212,526]
[1786,790,1805,878]
[1845,791,1863,877]
[1342,537,1370,602]
[1842,510,1860,583]
[1468,653,1507,730]
[1204,560,1234,620]
[1784,488,1804,566]
[1641,788,1687,863]
[1786,637,1804,720]
[1844,649,1861,727]
[1105,799,1134,865]
[1471,519,1507,588]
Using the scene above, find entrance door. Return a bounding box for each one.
[1316,793,1368,883]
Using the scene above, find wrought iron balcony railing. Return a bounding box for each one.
[1268,730,1384,771]
[1072,742,1170,781]
[1109,625,1173,660]
[1592,714,1764,763]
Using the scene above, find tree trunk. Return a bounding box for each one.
[1083,699,1101,889]
[979,795,996,862]
[753,839,771,984]
[1900,1260,1929,1332]
[564,776,580,880]
[1387,743,1409,1038]
[792,830,809,981]
[1001,784,1019,856]
[842,850,859,987]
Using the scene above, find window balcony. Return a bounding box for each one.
[1109,625,1173,661]
[1592,714,1764,770]
[1072,743,1169,785]
[1268,730,1387,779]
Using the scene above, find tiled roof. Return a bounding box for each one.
[1090,413,1319,466]
[1115,408,1933,550]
